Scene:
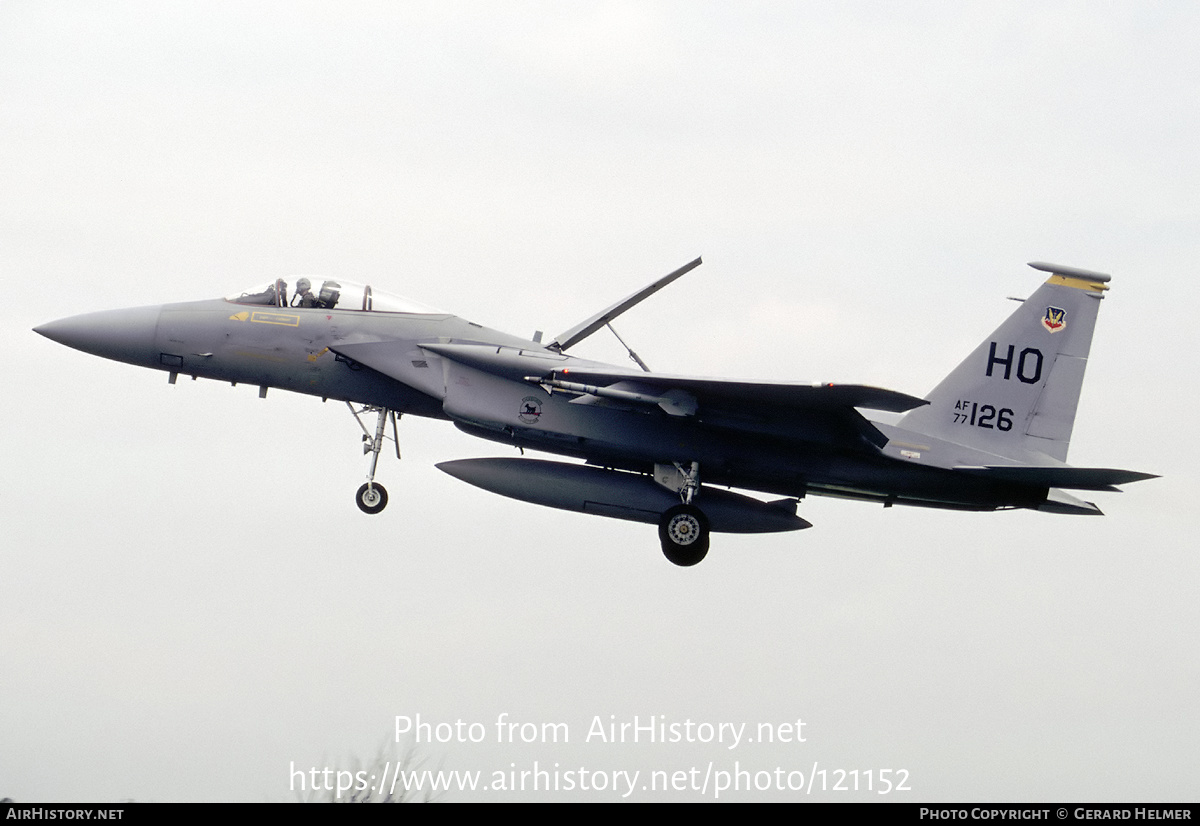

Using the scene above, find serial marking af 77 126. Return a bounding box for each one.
[35,259,1155,565]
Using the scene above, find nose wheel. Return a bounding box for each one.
[356,482,389,514]
[348,403,400,515]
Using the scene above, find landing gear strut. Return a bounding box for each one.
[348,403,400,515]
[657,461,710,566]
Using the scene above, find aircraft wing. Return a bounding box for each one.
[411,343,926,414]
[334,336,928,452]
[526,365,929,454]
[537,365,930,414]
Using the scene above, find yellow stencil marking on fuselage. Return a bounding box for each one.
[307,347,329,362]
[228,311,250,321]
[250,311,301,326]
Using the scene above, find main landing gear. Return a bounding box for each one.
[657,461,710,567]
[658,503,709,566]
[348,403,400,514]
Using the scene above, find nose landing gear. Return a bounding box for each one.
[356,482,389,514]
[348,403,400,514]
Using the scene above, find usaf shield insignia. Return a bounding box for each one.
[1042,306,1066,333]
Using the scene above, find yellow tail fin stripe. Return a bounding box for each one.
[1045,274,1110,292]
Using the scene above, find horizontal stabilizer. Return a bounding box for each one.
[954,465,1158,490]
[1038,488,1105,515]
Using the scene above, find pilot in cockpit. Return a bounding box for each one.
[292,277,318,308]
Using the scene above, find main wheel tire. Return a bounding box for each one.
[356,482,388,514]
[658,504,710,567]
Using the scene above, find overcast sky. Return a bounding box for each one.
[2,1,1197,802]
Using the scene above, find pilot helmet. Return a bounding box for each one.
[296,277,312,293]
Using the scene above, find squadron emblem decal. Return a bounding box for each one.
[518,396,543,424]
[1042,306,1066,333]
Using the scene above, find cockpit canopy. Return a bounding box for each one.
[226,278,445,315]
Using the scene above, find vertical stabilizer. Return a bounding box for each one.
[898,262,1111,462]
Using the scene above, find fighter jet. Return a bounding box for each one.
[34,259,1155,566]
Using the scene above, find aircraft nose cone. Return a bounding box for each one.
[34,305,162,368]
